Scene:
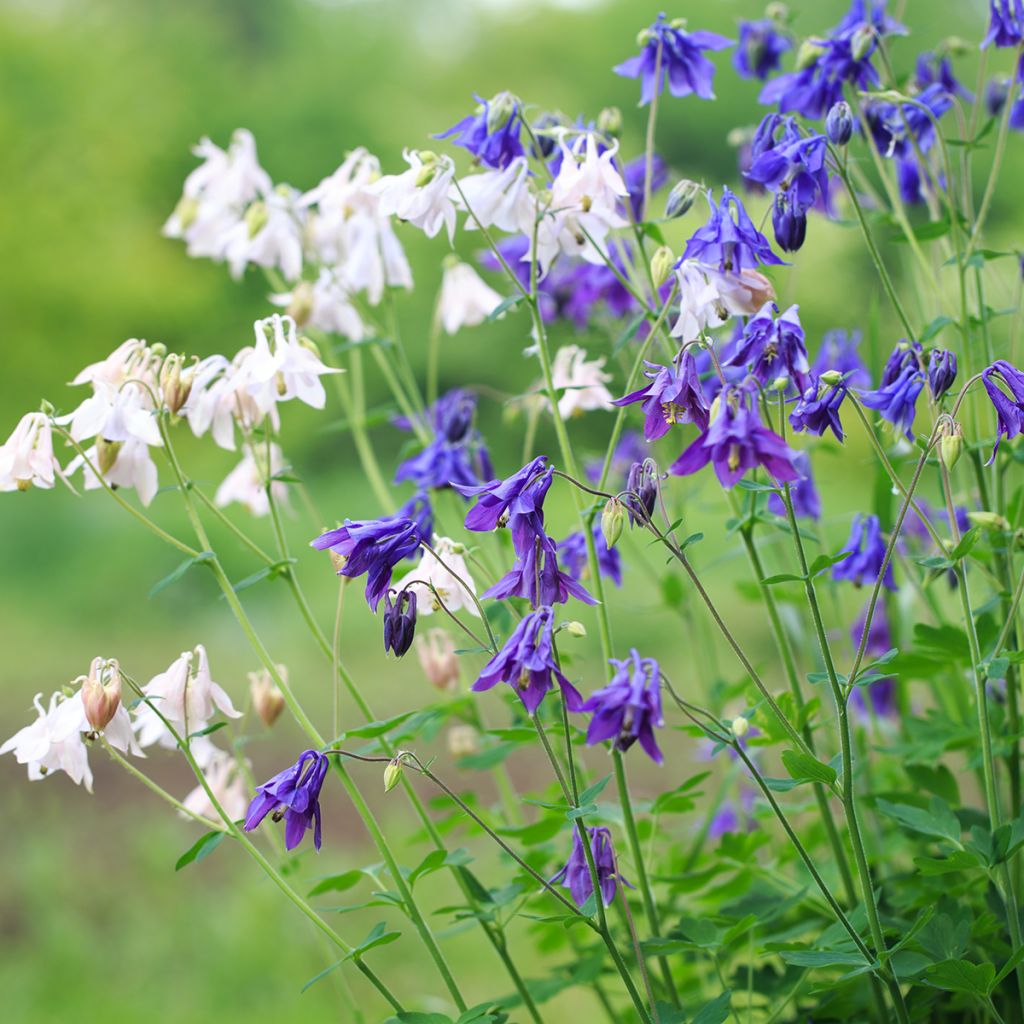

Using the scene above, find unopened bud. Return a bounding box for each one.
[486,91,518,134]
[650,245,675,288]
[244,200,268,238]
[447,725,480,758]
[249,666,287,728]
[765,2,789,21]
[939,422,964,471]
[286,281,315,327]
[731,716,750,739]
[942,35,969,58]
[416,628,460,692]
[160,354,195,415]
[602,498,626,549]
[769,374,790,393]
[383,758,404,793]
[968,510,1010,531]
[825,101,854,146]
[636,27,655,48]
[665,179,701,219]
[597,106,622,137]
[96,436,122,475]
[81,657,122,732]
[563,620,587,638]
[819,369,844,387]
[796,37,828,70]
[850,23,875,61]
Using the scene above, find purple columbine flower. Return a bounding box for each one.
[982,0,1024,48]
[709,786,757,839]
[557,522,623,588]
[767,450,821,520]
[812,328,870,388]
[733,19,792,81]
[613,354,710,440]
[746,114,830,206]
[833,513,896,590]
[383,589,417,658]
[825,101,855,145]
[582,650,664,763]
[981,360,1024,459]
[473,606,583,713]
[456,456,553,537]
[680,187,785,273]
[435,92,524,169]
[790,375,847,441]
[614,13,734,105]
[859,363,925,439]
[914,51,972,101]
[484,529,597,608]
[312,515,421,611]
[543,249,641,329]
[671,385,800,489]
[771,186,810,252]
[849,603,897,718]
[551,826,629,908]
[397,490,434,545]
[863,84,952,163]
[625,459,659,524]
[621,153,668,222]
[244,750,330,851]
[986,76,1011,116]
[726,302,811,392]
[927,349,958,399]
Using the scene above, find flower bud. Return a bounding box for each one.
[601,497,626,549]
[825,101,854,146]
[968,510,1011,531]
[928,348,958,400]
[850,23,875,61]
[447,725,480,758]
[244,200,268,238]
[160,354,196,415]
[986,77,1010,117]
[286,281,315,327]
[416,628,460,691]
[819,369,844,387]
[562,620,587,638]
[383,757,404,793]
[249,666,287,728]
[625,460,658,524]
[795,37,828,70]
[486,91,518,134]
[649,245,675,289]
[597,106,622,137]
[731,715,750,739]
[765,2,789,20]
[665,178,701,219]
[96,436,122,475]
[81,657,122,732]
[940,426,964,472]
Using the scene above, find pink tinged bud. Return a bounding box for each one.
[416,628,460,692]
[81,657,122,731]
[249,667,287,728]
[447,724,480,758]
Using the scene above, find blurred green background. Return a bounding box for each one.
[1,0,1018,1020]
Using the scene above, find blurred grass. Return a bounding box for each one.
[1,0,1021,1019]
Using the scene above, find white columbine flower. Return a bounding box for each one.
[65,381,163,448]
[671,260,731,342]
[457,156,535,234]
[66,435,160,506]
[181,748,251,822]
[394,536,480,617]
[549,345,614,418]
[224,186,305,282]
[438,260,504,335]
[1,692,94,790]
[0,413,63,492]
[373,150,457,242]
[272,271,366,341]
[184,352,273,451]
[214,442,289,517]
[70,338,159,390]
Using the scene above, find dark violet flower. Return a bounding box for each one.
[625,459,659,524]
[734,19,792,81]
[484,529,597,608]
[767,450,821,520]
[671,384,800,488]
[982,0,1024,49]
[826,101,855,145]
[896,156,925,205]
[859,363,925,439]
[473,606,583,713]
[789,375,847,441]
[981,360,1024,459]
[397,490,434,545]
[622,153,668,222]
[986,76,1011,116]
[244,750,329,851]
[879,340,923,386]
[832,513,896,590]
[927,349,958,399]
[383,589,417,657]
[709,786,756,839]
[613,354,710,440]
[914,51,972,101]
[582,650,664,763]
[680,187,785,273]
[435,92,524,169]
[831,0,906,38]
[746,114,830,205]
[395,437,484,491]
[614,13,734,105]
[557,522,623,588]
[812,328,870,388]
[543,250,641,330]
[456,456,552,536]
[725,302,811,391]
[771,187,809,252]
[551,826,629,908]
[849,603,897,718]
[312,515,421,611]
[863,84,952,161]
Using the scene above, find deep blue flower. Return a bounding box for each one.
[613,354,710,440]
[557,522,623,588]
[860,363,925,438]
[833,513,896,590]
[767,450,821,520]
[831,0,906,38]
[582,650,664,763]
[812,328,870,388]
[848,603,897,718]
[789,376,847,441]
[986,76,1011,116]
[473,605,583,713]
[981,360,1024,459]
[621,153,668,222]
[709,786,756,838]
[879,341,923,386]
[244,750,330,851]
[863,84,952,161]
[456,456,553,538]
[826,101,855,145]
[625,459,659,524]
[734,19,792,81]
[725,302,811,391]
[383,589,417,657]
[614,13,734,105]
[551,826,629,908]
[312,515,421,611]
[435,92,524,169]
[746,114,830,205]
[484,528,597,608]
[914,51,972,101]
[927,349,958,399]
[543,248,641,329]
[982,0,1024,48]
[771,187,809,252]
[680,187,785,273]
[671,384,800,488]
[896,156,925,205]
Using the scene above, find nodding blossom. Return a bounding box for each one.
[214,442,289,517]
[272,270,366,342]
[557,521,623,588]
[436,92,525,169]
[484,527,597,608]
[551,826,630,907]
[725,302,811,392]
[438,259,504,335]
[982,0,1024,48]
[981,360,1024,460]
[733,19,792,81]
[393,536,480,617]
[832,513,896,590]
[383,589,417,658]
[456,156,535,235]
[372,150,458,242]
[244,749,330,851]
[182,749,252,823]
[680,187,785,274]
[789,376,848,441]
[549,345,615,419]
[0,413,64,492]
[244,314,340,414]
[613,353,710,440]
[582,650,664,763]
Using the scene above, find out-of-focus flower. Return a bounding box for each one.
[557,521,623,588]
[766,450,821,520]
[982,0,1024,48]
[416,628,461,691]
[447,724,480,757]
[734,18,792,80]
[249,667,287,728]
[833,513,895,590]
[439,260,504,334]
[272,271,365,341]
[982,360,1024,459]
[182,748,251,822]
[456,156,535,234]
[551,826,630,907]
[394,536,479,617]
[224,185,305,282]
[549,345,615,418]
[927,349,958,400]
[214,442,289,517]
[244,749,330,851]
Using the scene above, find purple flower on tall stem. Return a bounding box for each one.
[733,19,791,81]
[849,602,897,718]
[456,456,552,535]
[789,376,847,440]
[557,522,622,588]
[312,515,421,611]
[582,650,664,763]
[927,349,957,399]
[614,14,734,105]
[832,513,896,590]
[709,786,757,839]
[397,490,434,544]
[680,187,785,273]
[982,360,1024,459]
[625,459,659,525]
[914,51,972,101]
[244,750,330,851]
[767,450,821,520]
[982,0,1024,48]
[725,302,811,391]
[472,606,583,713]
[435,92,524,169]
[859,364,925,439]
[383,589,417,657]
[484,530,597,608]
[613,353,710,440]
[551,826,629,907]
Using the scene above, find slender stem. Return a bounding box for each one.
[642,40,664,218]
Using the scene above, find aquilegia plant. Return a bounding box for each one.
[8,3,1024,1020]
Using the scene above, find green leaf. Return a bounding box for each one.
[485,294,524,322]
[919,315,954,342]
[950,527,980,561]
[993,945,1024,988]
[409,847,472,885]
[691,990,733,1024]
[761,572,805,586]
[174,830,225,871]
[187,721,228,739]
[578,774,612,806]
[913,851,982,875]
[341,711,416,739]
[780,949,873,968]
[149,551,214,598]
[807,550,852,576]
[876,796,962,844]
[781,749,837,786]
[495,817,564,845]
[231,558,296,593]
[308,870,365,897]
[890,216,950,243]
[925,958,996,996]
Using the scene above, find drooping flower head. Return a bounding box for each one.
[456,456,553,539]
[484,528,597,608]
[383,589,417,658]
[914,51,972,100]
[614,14,734,105]
[435,92,525,169]
[725,302,811,391]
[613,353,710,440]
[766,449,822,521]
[557,521,623,588]
[625,459,659,524]
[244,750,330,851]
[832,513,896,590]
[551,826,630,908]
[981,360,1024,460]
[680,187,785,274]
[734,19,792,81]
[671,384,800,489]
[582,650,664,763]
[982,0,1024,48]
[0,412,64,492]
[789,375,847,441]
[859,363,925,439]
[472,606,583,713]
[927,349,958,400]
[312,515,421,610]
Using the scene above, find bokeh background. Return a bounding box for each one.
[1,0,1017,1020]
